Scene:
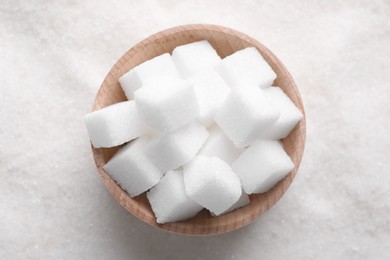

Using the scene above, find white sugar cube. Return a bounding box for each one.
[214,86,280,148]
[103,136,163,197]
[211,190,250,216]
[232,140,294,194]
[84,101,151,148]
[262,87,303,139]
[119,53,180,99]
[134,78,199,132]
[198,124,243,165]
[183,156,242,215]
[147,170,203,224]
[216,47,276,88]
[188,70,230,127]
[146,122,209,172]
[172,40,221,78]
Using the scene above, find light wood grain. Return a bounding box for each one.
[91,24,306,236]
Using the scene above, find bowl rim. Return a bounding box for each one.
[91,24,306,236]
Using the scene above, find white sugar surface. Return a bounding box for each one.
[1,1,389,259]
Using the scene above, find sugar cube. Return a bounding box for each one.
[232,140,294,194]
[84,101,151,148]
[211,190,250,216]
[183,156,242,215]
[214,85,280,148]
[147,170,203,224]
[188,70,230,127]
[172,40,221,78]
[146,122,209,172]
[216,47,276,88]
[119,53,180,99]
[198,124,243,165]
[262,87,303,139]
[134,77,199,132]
[103,136,163,197]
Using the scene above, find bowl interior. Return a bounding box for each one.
[91,24,306,236]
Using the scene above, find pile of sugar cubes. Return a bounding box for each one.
[85,40,303,224]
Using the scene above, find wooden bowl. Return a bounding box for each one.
[91,24,306,236]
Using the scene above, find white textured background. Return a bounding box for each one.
[1,0,389,259]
